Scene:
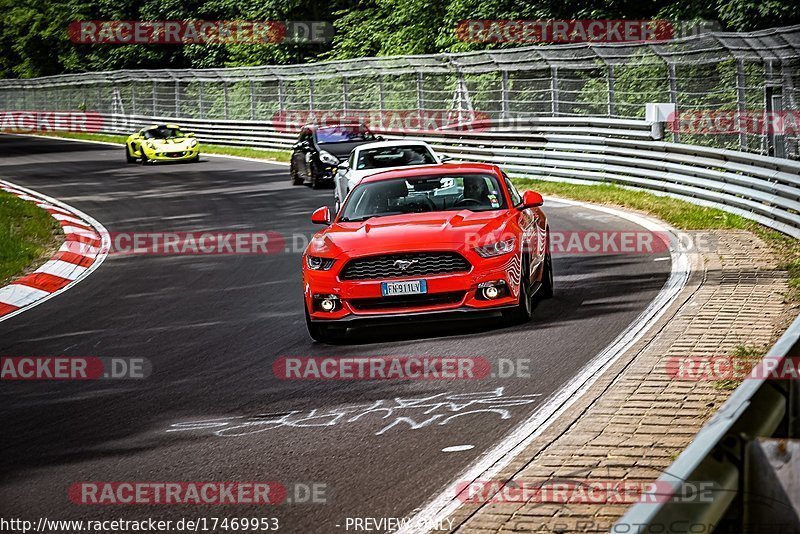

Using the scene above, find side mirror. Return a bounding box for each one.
[521,190,544,209]
[185,132,196,138]
[337,161,350,170]
[311,206,331,225]
[439,154,453,162]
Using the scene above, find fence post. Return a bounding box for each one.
[501,70,510,119]
[131,83,137,117]
[278,79,285,113]
[175,80,180,117]
[250,79,256,120]
[379,75,385,113]
[736,59,748,151]
[223,82,229,120]
[309,79,315,111]
[342,77,349,112]
[198,81,204,119]
[551,66,559,116]
[667,63,679,143]
[607,65,616,117]
[415,72,424,111]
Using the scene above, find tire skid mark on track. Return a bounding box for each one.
[0,179,110,323]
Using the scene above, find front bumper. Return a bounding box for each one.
[143,146,200,162]
[304,253,520,323]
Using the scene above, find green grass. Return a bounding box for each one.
[0,190,63,285]
[512,178,800,303]
[714,345,766,390]
[33,131,292,163]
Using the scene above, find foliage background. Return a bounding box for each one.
[0,0,798,78]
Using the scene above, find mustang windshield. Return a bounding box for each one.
[339,174,507,222]
[356,145,436,170]
[143,127,185,140]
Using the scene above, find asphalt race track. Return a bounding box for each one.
[0,135,671,532]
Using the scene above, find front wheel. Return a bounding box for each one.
[537,251,554,299]
[503,255,533,324]
[290,163,304,186]
[305,308,346,343]
[125,145,136,163]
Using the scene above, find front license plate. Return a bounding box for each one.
[381,280,427,297]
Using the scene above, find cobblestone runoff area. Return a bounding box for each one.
[444,230,797,533]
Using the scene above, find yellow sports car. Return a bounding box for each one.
[125,124,200,164]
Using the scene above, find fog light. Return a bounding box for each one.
[482,286,501,299]
[313,294,341,312]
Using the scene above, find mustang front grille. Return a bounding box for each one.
[349,291,466,311]
[339,252,470,281]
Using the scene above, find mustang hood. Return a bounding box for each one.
[309,211,515,257]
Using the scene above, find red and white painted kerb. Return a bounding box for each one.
[0,179,110,321]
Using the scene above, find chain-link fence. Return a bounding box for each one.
[0,25,798,159]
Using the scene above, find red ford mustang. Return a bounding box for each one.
[301,162,553,342]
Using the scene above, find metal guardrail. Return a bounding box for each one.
[87,112,800,238]
[616,317,800,532]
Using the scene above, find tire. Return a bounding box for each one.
[503,255,533,324]
[310,164,322,190]
[305,308,346,343]
[290,163,304,186]
[188,153,200,163]
[125,145,136,163]
[537,251,554,299]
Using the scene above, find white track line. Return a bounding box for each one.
[395,198,691,534]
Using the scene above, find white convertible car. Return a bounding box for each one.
[333,140,447,212]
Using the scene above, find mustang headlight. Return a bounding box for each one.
[189,139,198,148]
[475,238,517,258]
[306,255,335,271]
[319,151,339,166]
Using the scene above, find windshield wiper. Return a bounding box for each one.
[340,211,404,222]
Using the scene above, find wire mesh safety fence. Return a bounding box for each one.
[0,25,798,159]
